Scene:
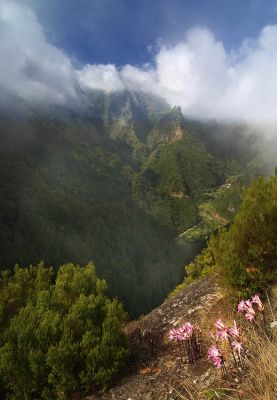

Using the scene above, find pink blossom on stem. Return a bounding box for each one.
[217,328,229,340]
[237,300,247,312]
[208,345,223,368]
[180,322,194,339]
[245,299,253,308]
[243,299,256,321]
[168,327,180,341]
[245,311,255,321]
[251,294,264,312]
[215,319,229,340]
[208,345,220,359]
[213,356,223,368]
[215,319,226,331]
[176,327,183,339]
[169,322,197,341]
[228,320,240,338]
[231,341,244,357]
[237,298,258,321]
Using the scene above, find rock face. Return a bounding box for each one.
[147,106,186,148]
[128,275,222,335]
[87,276,225,400]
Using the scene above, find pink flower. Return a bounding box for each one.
[169,322,196,341]
[245,311,255,321]
[208,345,220,359]
[228,320,240,338]
[215,319,229,340]
[178,322,195,340]
[215,319,226,330]
[217,328,229,340]
[183,322,194,335]
[246,307,255,321]
[243,299,256,321]
[213,356,223,368]
[231,341,244,357]
[245,299,252,308]
[251,294,264,312]
[178,327,189,340]
[238,298,257,321]
[208,346,223,368]
[237,300,247,312]
[168,327,181,341]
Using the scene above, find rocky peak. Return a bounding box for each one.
[147,106,186,148]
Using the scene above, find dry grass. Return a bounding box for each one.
[232,287,277,400]
[231,329,277,400]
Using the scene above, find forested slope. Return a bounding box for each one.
[0,90,267,316]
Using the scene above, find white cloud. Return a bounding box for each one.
[77,64,125,92]
[77,25,277,128]
[1,1,277,130]
[0,0,77,104]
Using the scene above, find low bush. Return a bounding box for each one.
[0,262,129,399]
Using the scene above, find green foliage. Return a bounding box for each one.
[176,173,277,299]
[0,262,129,399]
[214,173,277,297]
[131,174,199,233]
[144,134,225,200]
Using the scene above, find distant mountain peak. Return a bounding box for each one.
[147,105,186,148]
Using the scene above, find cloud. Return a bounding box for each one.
[0,0,77,104]
[77,64,125,92]
[1,1,277,130]
[78,26,277,127]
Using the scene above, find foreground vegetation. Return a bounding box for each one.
[167,291,276,400]
[0,262,129,399]
[170,171,277,299]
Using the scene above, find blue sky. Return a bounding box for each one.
[22,0,277,66]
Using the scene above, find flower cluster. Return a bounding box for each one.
[168,322,202,364]
[208,345,223,368]
[167,293,270,384]
[237,294,264,322]
[168,322,195,341]
[208,318,244,378]
[214,319,243,357]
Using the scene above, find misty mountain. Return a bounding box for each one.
[0,90,267,316]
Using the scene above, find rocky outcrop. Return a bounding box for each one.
[87,276,226,400]
[147,106,186,148]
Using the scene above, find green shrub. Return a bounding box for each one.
[170,171,277,300]
[215,173,277,297]
[0,262,129,399]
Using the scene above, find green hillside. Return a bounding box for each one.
[0,91,268,316]
[172,171,277,298]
